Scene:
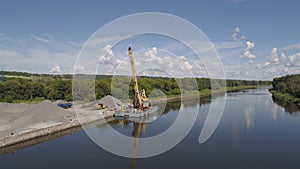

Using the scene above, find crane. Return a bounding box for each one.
[128,47,150,110]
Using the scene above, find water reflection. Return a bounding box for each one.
[0,125,83,155]
[108,119,148,168]
[108,98,212,169]
[244,106,255,130]
[2,88,300,169]
[272,96,300,113]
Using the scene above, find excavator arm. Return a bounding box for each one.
[128,47,142,108]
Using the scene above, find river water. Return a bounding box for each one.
[1,87,300,169]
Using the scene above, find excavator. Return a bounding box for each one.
[128,47,150,110]
[113,47,155,118]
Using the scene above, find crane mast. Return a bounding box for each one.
[128,47,142,108]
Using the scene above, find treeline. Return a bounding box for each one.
[3,71,37,77]
[0,77,72,103]
[0,74,270,103]
[272,74,300,98]
[65,75,270,102]
[2,71,74,79]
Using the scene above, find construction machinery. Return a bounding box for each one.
[128,47,150,110]
[113,47,157,118]
[96,103,107,110]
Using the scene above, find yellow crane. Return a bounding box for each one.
[128,47,150,109]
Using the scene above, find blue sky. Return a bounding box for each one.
[0,0,300,80]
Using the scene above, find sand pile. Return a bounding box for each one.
[99,95,123,109]
[0,103,33,130]
[80,100,97,109]
[0,101,75,131]
[21,100,74,123]
[80,95,123,110]
[0,102,32,114]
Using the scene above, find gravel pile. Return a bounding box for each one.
[0,100,75,131]
[21,100,73,123]
[80,95,124,110]
[0,102,32,114]
[98,95,123,109]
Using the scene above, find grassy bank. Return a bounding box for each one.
[151,85,258,102]
[269,89,300,103]
[2,84,260,104]
[5,85,259,104]
[11,97,46,104]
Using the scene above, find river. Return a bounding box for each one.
[1,87,300,169]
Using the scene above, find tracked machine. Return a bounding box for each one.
[114,47,157,118]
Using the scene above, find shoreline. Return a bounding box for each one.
[151,85,259,102]
[0,117,114,154]
[269,89,300,104]
[0,85,258,150]
[0,107,115,149]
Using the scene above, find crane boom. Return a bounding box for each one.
[128,47,142,108]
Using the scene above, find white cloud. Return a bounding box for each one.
[280,52,287,61]
[263,62,271,67]
[269,48,280,65]
[231,27,245,41]
[284,67,289,72]
[0,33,79,73]
[66,40,83,48]
[224,25,300,80]
[280,52,300,67]
[49,65,62,74]
[120,47,198,77]
[241,41,256,59]
[74,64,94,74]
[280,43,300,51]
[31,35,51,44]
[87,36,120,47]
[178,55,186,60]
[99,44,115,64]
[1,30,299,80]
[231,27,239,41]
[180,61,193,70]
[144,47,163,65]
[103,44,113,55]
[214,41,244,50]
[0,33,6,38]
[191,62,208,77]
[259,47,300,80]
[287,55,296,66]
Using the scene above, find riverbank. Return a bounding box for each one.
[0,85,259,149]
[0,111,115,149]
[151,85,259,102]
[0,100,115,149]
[0,117,114,154]
[269,89,300,103]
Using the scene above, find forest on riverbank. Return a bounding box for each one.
[270,74,300,103]
[0,71,270,103]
